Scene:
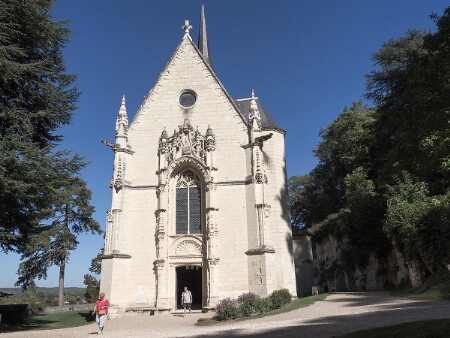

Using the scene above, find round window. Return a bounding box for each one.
[179,91,197,108]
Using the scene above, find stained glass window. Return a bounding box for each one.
[175,170,201,234]
[179,91,197,108]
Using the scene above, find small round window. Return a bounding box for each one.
[179,90,197,108]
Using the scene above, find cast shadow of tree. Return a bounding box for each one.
[197,297,450,337]
[0,310,95,333]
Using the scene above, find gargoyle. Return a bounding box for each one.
[254,133,273,149]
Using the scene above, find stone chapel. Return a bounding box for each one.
[100,5,296,316]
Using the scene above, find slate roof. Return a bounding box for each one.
[198,4,212,67]
[234,98,283,132]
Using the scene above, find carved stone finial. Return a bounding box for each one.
[119,95,126,115]
[206,125,214,137]
[205,125,215,152]
[159,128,169,154]
[249,89,261,130]
[116,95,129,136]
[182,19,193,35]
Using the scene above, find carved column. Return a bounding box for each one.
[205,179,219,308]
[104,211,113,254]
[255,204,273,250]
[155,130,171,308]
[110,209,122,253]
[245,91,278,295]
[102,96,131,257]
[154,259,167,307]
[155,185,168,307]
[155,209,166,259]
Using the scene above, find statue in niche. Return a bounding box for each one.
[181,129,192,155]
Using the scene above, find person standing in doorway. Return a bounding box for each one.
[92,292,110,334]
[181,286,192,317]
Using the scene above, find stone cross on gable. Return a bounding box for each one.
[182,20,193,35]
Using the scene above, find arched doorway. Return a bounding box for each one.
[176,266,202,310]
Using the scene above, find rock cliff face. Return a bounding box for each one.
[313,235,409,292]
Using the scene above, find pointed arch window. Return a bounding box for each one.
[176,170,201,234]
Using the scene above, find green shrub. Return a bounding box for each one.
[0,304,29,323]
[256,297,271,314]
[214,298,240,321]
[269,289,292,309]
[237,292,260,317]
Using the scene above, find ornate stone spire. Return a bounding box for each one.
[248,89,261,131]
[198,4,211,67]
[116,95,128,139]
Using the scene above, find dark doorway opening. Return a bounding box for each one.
[176,265,202,310]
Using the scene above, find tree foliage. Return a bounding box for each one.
[289,8,450,275]
[384,172,430,262]
[289,101,377,229]
[0,0,79,251]
[0,0,102,304]
[83,252,102,303]
[367,14,450,194]
[15,156,101,305]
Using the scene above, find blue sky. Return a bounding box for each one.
[1,0,448,288]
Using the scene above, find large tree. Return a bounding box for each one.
[367,8,450,274]
[290,7,450,280]
[289,101,377,229]
[367,11,450,194]
[15,155,101,306]
[0,0,79,251]
[289,102,390,266]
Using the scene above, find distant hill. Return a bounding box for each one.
[0,287,85,294]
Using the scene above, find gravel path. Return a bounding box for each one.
[2,292,450,338]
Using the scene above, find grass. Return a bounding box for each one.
[261,293,329,316]
[391,272,450,300]
[0,310,95,333]
[196,293,329,326]
[341,319,450,338]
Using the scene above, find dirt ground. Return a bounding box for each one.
[2,292,450,337]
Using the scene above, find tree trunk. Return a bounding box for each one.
[59,255,66,306]
[59,204,70,307]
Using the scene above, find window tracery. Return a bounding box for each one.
[175,170,202,234]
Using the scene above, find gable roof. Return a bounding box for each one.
[129,34,247,129]
[131,34,284,134]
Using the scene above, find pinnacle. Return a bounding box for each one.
[119,95,127,116]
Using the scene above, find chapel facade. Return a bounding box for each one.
[100,6,296,316]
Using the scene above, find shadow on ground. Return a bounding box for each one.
[195,294,450,338]
[0,311,95,333]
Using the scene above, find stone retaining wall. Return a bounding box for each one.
[42,303,94,314]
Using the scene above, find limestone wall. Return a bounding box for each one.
[313,234,409,292]
[292,233,315,297]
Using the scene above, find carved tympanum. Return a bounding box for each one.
[175,240,202,256]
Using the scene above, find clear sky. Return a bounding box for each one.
[1,0,448,288]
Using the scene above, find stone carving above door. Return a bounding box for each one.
[175,240,202,256]
[170,238,203,259]
[158,119,215,168]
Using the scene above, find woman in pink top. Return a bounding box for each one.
[92,292,110,335]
